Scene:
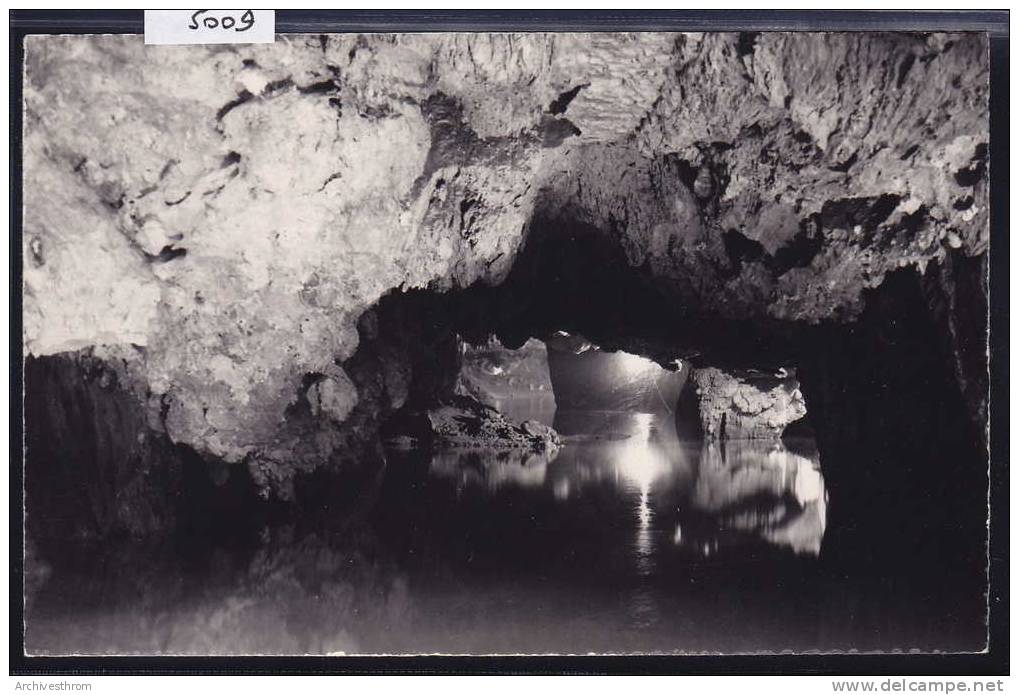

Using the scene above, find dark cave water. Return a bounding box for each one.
[24,408,986,656]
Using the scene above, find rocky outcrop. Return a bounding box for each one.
[22,33,989,527]
[384,396,561,452]
[685,368,807,440]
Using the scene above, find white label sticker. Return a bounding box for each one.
[144,10,275,45]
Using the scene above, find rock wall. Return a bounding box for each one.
[686,368,807,440]
[796,259,988,569]
[25,350,187,541]
[22,33,989,525]
[23,349,283,544]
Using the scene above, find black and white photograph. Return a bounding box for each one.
[11,9,1007,675]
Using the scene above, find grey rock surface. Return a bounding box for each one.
[23,33,988,485]
[689,368,808,440]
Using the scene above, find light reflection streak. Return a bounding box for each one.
[616,413,663,576]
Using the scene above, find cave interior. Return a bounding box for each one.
[21,182,991,658]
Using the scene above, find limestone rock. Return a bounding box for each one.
[520,419,557,441]
[427,398,561,451]
[688,367,807,440]
[386,396,561,451]
[22,32,988,485]
[307,373,358,423]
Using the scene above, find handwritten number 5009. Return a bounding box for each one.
[188,10,255,32]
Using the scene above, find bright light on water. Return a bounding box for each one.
[637,488,653,528]
[614,412,664,576]
[615,413,666,491]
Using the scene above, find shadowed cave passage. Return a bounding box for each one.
[361,214,988,588]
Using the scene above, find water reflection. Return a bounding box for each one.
[429,448,555,492]
[690,439,828,556]
[27,530,413,655]
[423,411,828,559]
[29,410,986,655]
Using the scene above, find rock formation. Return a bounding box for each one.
[22,33,989,542]
[384,395,561,452]
[685,368,807,440]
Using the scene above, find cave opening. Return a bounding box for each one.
[332,210,836,581]
[395,327,829,558]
